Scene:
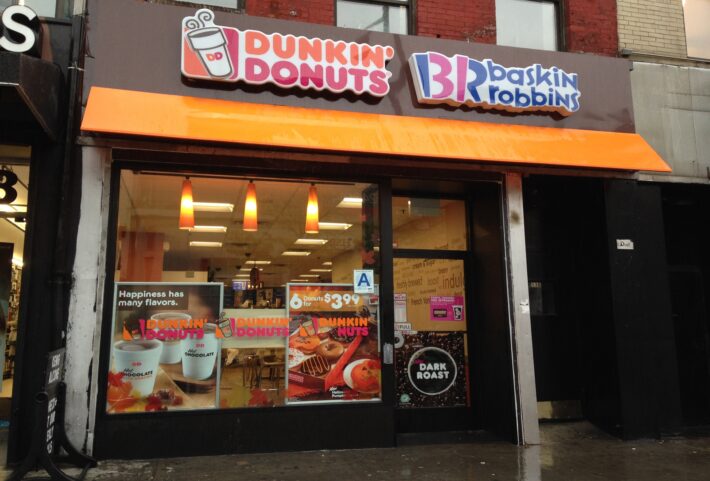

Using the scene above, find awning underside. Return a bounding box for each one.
[80,87,671,173]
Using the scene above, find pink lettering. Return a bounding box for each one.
[429,52,454,99]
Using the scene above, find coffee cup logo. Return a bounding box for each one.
[184,9,233,78]
[407,347,457,396]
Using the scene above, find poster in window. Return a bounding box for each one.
[287,284,381,404]
[106,282,223,414]
[395,332,468,408]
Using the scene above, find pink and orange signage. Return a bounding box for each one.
[181,9,394,97]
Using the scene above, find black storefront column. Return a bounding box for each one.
[603,179,682,439]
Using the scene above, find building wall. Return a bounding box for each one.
[633,63,710,180]
[239,0,617,56]
[565,0,618,56]
[617,0,687,58]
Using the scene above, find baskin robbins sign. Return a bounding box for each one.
[409,51,581,115]
[181,9,394,97]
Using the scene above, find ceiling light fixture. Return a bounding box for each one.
[179,177,195,229]
[289,279,309,282]
[294,238,328,246]
[245,260,271,265]
[305,184,319,234]
[282,251,311,256]
[299,274,320,278]
[189,225,228,233]
[310,269,332,272]
[243,180,258,232]
[336,197,362,208]
[189,241,223,247]
[322,261,333,266]
[192,202,234,213]
[318,222,352,230]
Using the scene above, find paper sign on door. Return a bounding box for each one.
[430,296,465,321]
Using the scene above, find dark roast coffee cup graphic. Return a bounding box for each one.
[407,347,457,395]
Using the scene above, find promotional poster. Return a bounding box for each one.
[395,332,468,408]
[107,283,223,413]
[287,284,381,404]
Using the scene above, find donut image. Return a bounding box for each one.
[315,341,344,362]
[329,328,356,343]
[289,335,321,353]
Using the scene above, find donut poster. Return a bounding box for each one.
[287,284,381,404]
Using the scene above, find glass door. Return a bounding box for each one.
[391,195,473,433]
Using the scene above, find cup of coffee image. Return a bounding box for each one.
[113,340,163,397]
[150,312,191,364]
[181,323,220,380]
[187,27,233,78]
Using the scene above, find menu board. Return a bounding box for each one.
[106,283,223,414]
[287,284,381,404]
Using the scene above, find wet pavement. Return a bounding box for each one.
[4,421,710,480]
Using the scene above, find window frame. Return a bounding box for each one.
[495,0,566,52]
[334,0,414,36]
[2,0,74,18]
[682,0,710,60]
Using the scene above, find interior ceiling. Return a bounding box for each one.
[119,173,374,283]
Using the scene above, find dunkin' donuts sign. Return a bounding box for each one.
[181,9,394,97]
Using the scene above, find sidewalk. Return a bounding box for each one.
[3,421,710,481]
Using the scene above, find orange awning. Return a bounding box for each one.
[80,87,670,172]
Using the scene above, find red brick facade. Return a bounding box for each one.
[564,0,618,56]
[245,0,334,25]
[243,0,617,57]
[417,0,496,43]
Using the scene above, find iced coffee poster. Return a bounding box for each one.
[107,283,223,414]
[287,284,381,404]
[395,332,468,408]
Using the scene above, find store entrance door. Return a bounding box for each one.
[391,195,474,433]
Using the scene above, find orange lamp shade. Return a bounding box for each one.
[305,185,319,234]
[179,178,195,230]
[243,181,258,232]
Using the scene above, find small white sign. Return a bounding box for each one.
[354,269,375,294]
[616,239,634,250]
[395,322,412,331]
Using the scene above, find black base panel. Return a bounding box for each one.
[397,429,501,446]
[93,404,394,459]
[395,407,474,434]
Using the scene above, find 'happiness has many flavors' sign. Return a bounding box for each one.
[409,52,581,115]
[181,9,394,97]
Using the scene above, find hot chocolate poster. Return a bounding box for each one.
[107,283,223,414]
[286,284,381,404]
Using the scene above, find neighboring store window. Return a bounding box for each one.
[683,0,710,59]
[496,0,558,51]
[336,0,409,35]
[0,149,30,415]
[106,172,381,414]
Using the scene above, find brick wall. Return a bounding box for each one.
[416,0,496,43]
[245,0,334,25]
[565,0,618,56]
[617,0,687,58]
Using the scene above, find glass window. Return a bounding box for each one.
[1,0,72,18]
[106,172,381,414]
[393,197,467,251]
[176,0,243,9]
[684,0,710,59]
[496,0,558,51]
[336,0,408,35]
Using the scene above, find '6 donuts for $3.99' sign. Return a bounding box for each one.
[289,286,364,312]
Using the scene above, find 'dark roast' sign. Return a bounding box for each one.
[181,9,394,97]
[407,346,457,396]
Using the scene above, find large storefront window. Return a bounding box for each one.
[106,172,380,413]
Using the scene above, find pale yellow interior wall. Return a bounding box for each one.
[393,201,466,250]
[332,249,361,284]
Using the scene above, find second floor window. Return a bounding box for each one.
[176,0,243,9]
[683,0,710,59]
[336,0,409,35]
[496,0,559,51]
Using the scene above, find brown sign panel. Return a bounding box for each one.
[84,0,635,133]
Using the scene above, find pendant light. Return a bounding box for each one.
[243,180,258,232]
[305,183,319,234]
[179,177,195,230]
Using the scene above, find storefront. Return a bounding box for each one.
[0,2,83,465]
[68,0,670,459]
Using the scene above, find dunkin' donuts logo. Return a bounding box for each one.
[409,52,581,115]
[181,9,394,97]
